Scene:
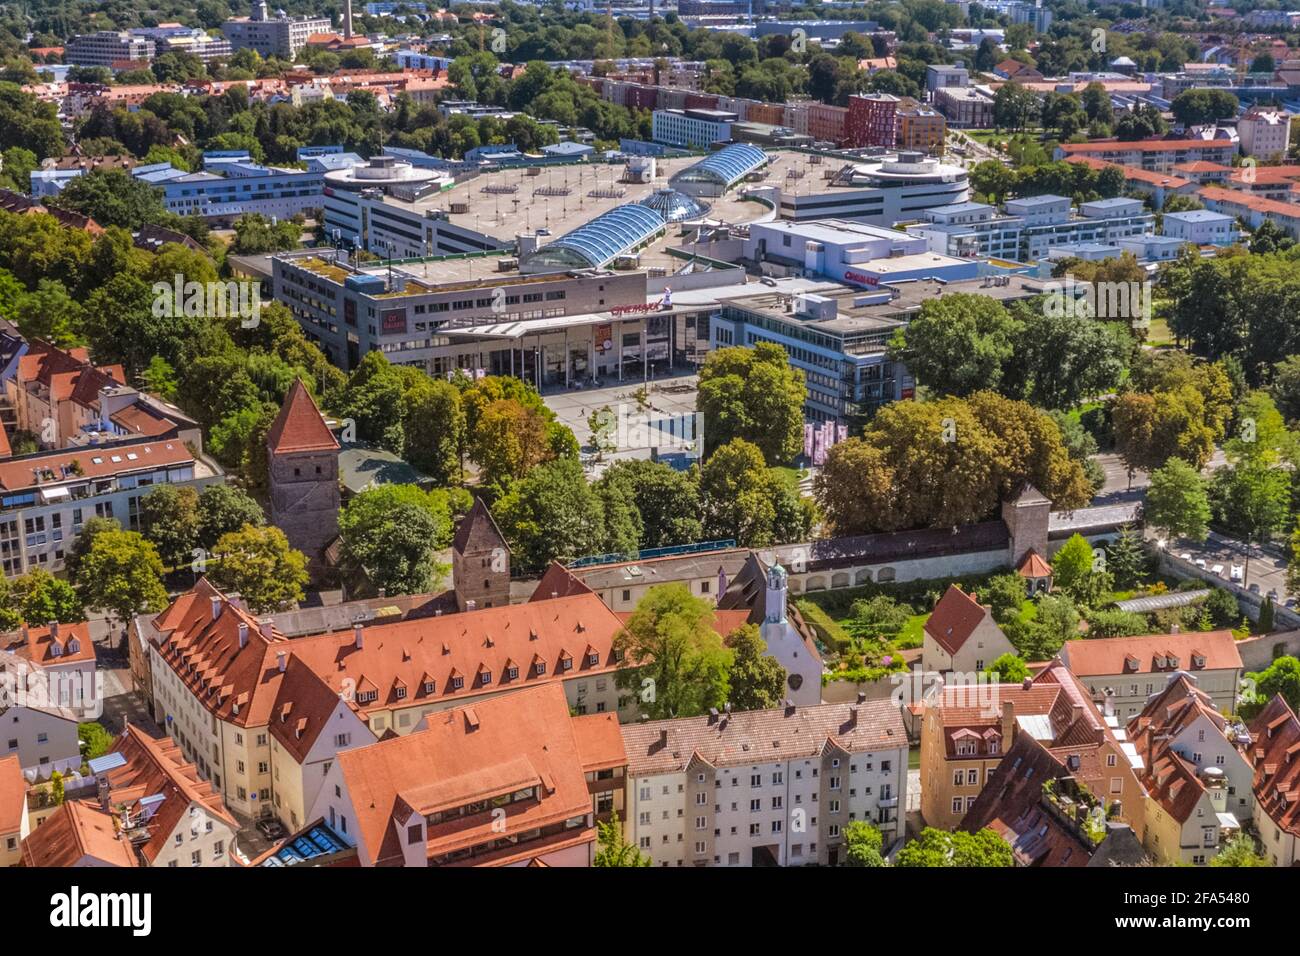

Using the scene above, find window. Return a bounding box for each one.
[191,850,202,866]
[966,769,978,785]
[408,825,422,845]
[952,797,963,814]
[953,769,964,786]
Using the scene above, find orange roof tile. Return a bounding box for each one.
[1017,549,1053,578]
[923,585,990,656]
[22,799,138,867]
[1061,630,1242,677]
[266,380,338,455]
[0,755,24,835]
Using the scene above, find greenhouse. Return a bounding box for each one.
[638,187,712,223]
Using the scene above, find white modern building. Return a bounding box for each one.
[222,0,331,58]
[744,218,978,284]
[652,108,738,148]
[1161,209,1239,245]
[778,152,970,227]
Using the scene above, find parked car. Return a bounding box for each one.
[1195,558,1207,569]
[1230,565,1244,582]
[1267,588,1280,602]
[256,818,286,841]
[1249,582,1261,594]
[1211,564,1225,577]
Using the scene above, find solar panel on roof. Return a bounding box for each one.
[88,752,127,775]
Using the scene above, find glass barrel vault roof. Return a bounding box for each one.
[523,203,667,270]
[671,143,767,189]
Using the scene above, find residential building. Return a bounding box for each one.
[129,25,233,62]
[1161,209,1239,245]
[925,64,969,94]
[1199,186,1300,241]
[0,755,26,866]
[652,108,737,148]
[934,86,995,129]
[621,697,908,866]
[66,31,155,68]
[265,381,340,569]
[136,155,348,224]
[919,660,1146,832]
[897,102,947,154]
[1238,107,1291,161]
[308,683,626,866]
[960,732,1148,866]
[0,437,223,578]
[906,201,1024,260]
[1054,138,1238,173]
[1,622,100,720]
[570,548,752,612]
[146,575,636,829]
[845,94,899,149]
[921,585,1018,675]
[22,725,238,867]
[1059,631,1244,719]
[1128,673,1255,822]
[1246,696,1300,866]
[1133,721,1239,865]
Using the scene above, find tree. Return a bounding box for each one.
[697,343,806,464]
[196,484,265,552]
[338,485,453,596]
[985,653,1029,683]
[1210,459,1290,576]
[73,530,169,627]
[210,524,308,614]
[844,595,911,641]
[1259,596,1276,634]
[1242,656,1300,717]
[1211,832,1269,867]
[1203,589,1243,629]
[230,213,304,254]
[969,160,1014,204]
[1052,533,1098,596]
[403,377,464,486]
[1112,388,1218,477]
[1171,89,1238,128]
[842,821,885,867]
[9,570,82,625]
[139,484,202,568]
[984,574,1029,623]
[594,811,651,867]
[78,723,114,760]
[1015,594,1080,660]
[1104,526,1148,590]
[495,458,606,569]
[1145,459,1211,542]
[614,584,732,720]
[725,624,786,712]
[64,516,121,584]
[1008,301,1132,409]
[992,81,1039,132]
[470,397,555,489]
[895,827,1013,867]
[596,460,702,550]
[698,439,812,547]
[48,169,170,231]
[1085,608,1149,638]
[887,294,1020,398]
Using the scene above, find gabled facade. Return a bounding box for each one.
[1246,696,1300,866]
[0,755,28,866]
[921,584,1016,675]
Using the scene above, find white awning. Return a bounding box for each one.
[39,486,70,502]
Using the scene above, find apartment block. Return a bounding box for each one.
[1246,696,1300,867]
[66,31,155,68]
[622,698,907,867]
[1238,108,1291,162]
[845,94,898,149]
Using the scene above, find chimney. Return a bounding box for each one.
[48,621,59,640]
[466,600,477,611]
[210,596,222,621]
[276,651,287,673]
[856,691,867,705]
[97,775,111,812]
[354,624,364,649]
[1022,676,1032,691]
[658,729,668,747]
[708,707,719,724]
[848,704,859,727]
[1001,699,1016,744]
[259,619,273,639]
[237,622,249,648]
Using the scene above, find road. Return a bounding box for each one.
[1090,449,1227,505]
[1160,531,1294,606]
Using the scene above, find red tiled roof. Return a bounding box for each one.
[0,438,193,493]
[1247,696,1300,837]
[923,585,989,656]
[1059,138,1235,153]
[22,799,138,867]
[1061,630,1242,677]
[337,683,613,865]
[266,380,338,455]
[2,622,95,666]
[1017,549,1053,578]
[1199,184,1300,219]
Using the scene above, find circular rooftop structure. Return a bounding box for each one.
[323,154,441,190]
[638,187,711,223]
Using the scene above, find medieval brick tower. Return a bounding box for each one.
[267,380,340,568]
[451,498,511,611]
[1001,483,1051,569]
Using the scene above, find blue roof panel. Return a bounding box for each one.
[674,143,767,188]
[531,203,667,268]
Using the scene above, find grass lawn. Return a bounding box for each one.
[770,466,806,490]
[1145,317,1175,347]
[897,613,929,650]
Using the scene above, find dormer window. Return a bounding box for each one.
[67,639,80,654]
[395,686,407,700]
[506,666,519,681]
[587,652,600,667]
[451,676,464,691]
[1193,655,1206,668]
[534,661,546,676]
[49,643,62,657]
[988,740,999,755]
[1155,656,1166,668]
[1168,656,1179,669]
[423,681,435,695]
[480,670,492,686]
[560,656,572,672]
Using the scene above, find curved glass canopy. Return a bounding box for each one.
[639,188,712,223]
[520,203,667,272]
[671,143,768,190]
